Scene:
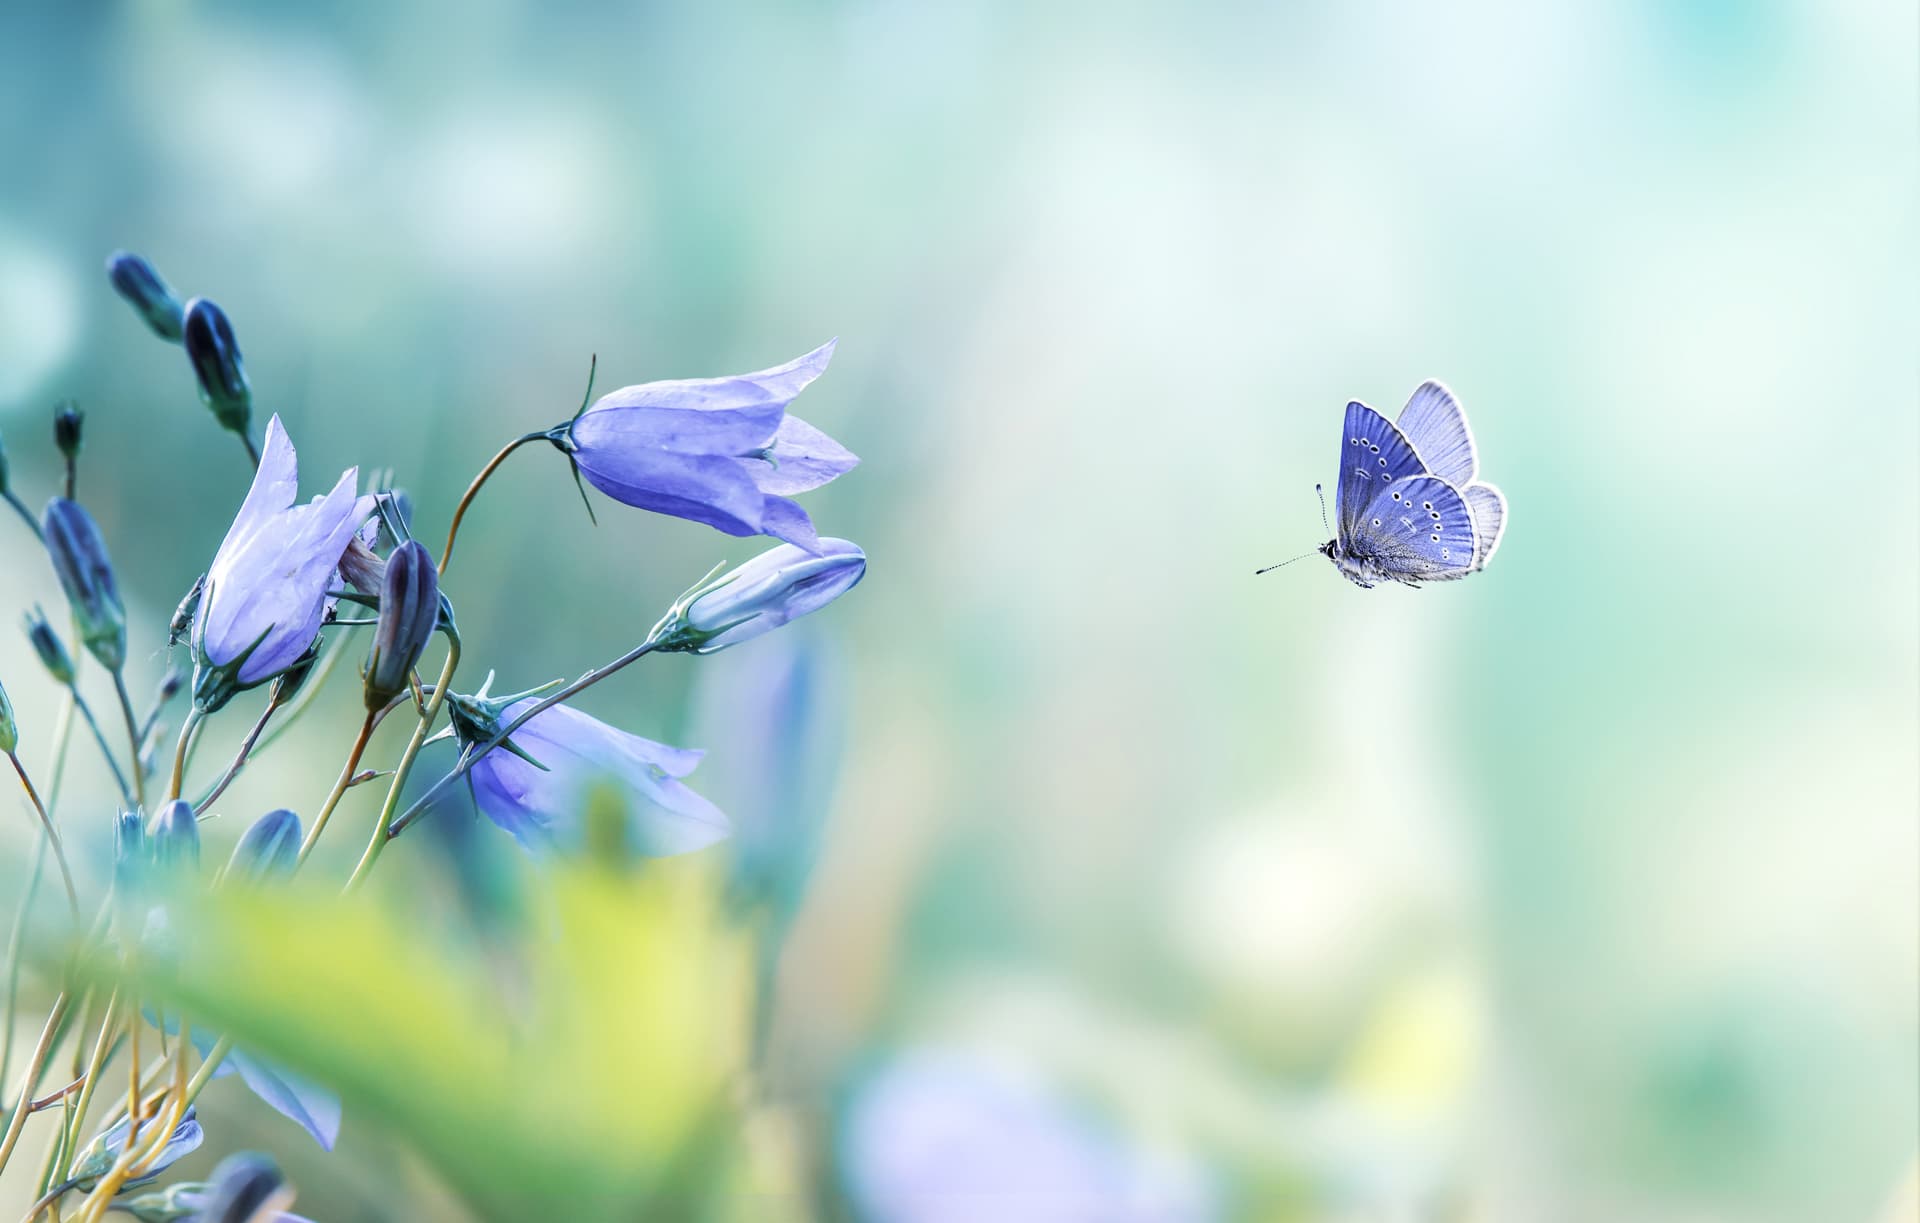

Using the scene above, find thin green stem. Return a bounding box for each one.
[6,755,76,920]
[0,993,71,1179]
[64,693,131,809]
[238,431,260,468]
[388,640,658,840]
[347,639,460,888]
[0,695,73,1101]
[439,432,547,578]
[2,492,41,542]
[163,710,202,807]
[295,711,378,867]
[107,673,144,811]
[192,696,280,814]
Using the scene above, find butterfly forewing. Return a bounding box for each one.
[1337,401,1430,545]
[1395,381,1478,486]
[1348,475,1477,581]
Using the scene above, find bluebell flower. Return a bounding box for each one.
[70,1108,203,1191]
[450,692,728,856]
[119,1179,313,1223]
[554,340,856,552]
[651,538,866,654]
[191,416,375,710]
[148,798,200,872]
[42,497,127,672]
[106,252,186,342]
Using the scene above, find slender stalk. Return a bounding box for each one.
[0,994,71,1178]
[63,695,131,809]
[439,432,547,577]
[295,711,378,866]
[238,431,260,468]
[107,674,144,810]
[347,641,459,887]
[247,642,345,759]
[6,754,77,920]
[192,696,280,814]
[389,640,657,839]
[163,710,201,807]
[3,493,41,542]
[0,695,74,1096]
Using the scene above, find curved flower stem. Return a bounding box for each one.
[163,710,203,806]
[0,995,71,1182]
[295,711,378,867]
[0,694,74,1099]
[346,640,460,888]
[439,431,548,578]
[246,642,346,760]
[108,673,145,811]
[6,754,77,921]
[65,692,132,810]
[387,640,658,840]
[192,696,282,815]
[2,492,41,542]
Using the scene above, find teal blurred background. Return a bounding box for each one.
[0,2,1914,1219]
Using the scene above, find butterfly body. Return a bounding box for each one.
[1324,382,1506,588]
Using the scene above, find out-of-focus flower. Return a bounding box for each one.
[70,1108,203,1191]
[0,678,16,754]
[191,415,374,710]
[182,298,252,437]
[183,1152,299,1223]
[119,1176,314,1223]
[839,1050,1219,1223]
[226,808,301,880]
[553,340,856,552]
[149,799,200,872]
[107,251,187,342]
[53,400,83,462]
[112,810,145,890]
[24,605,75,685]
[651,538,866,655]
[448,690,728,856]
[364,540,438,709]
[42,497,126,671]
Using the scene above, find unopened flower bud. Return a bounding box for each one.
[227,808,301,880]
[42,498,126,672]
[194,1152,294,1223]
[268,642,321,706]
[182,298,252,436]
[148,799,199,872]
[106,251,186,342]
[112,809,146,892]
[52,401,83,461]
[364,540,438,710]
[0,680,16,754]
[649,538,866,655]
[23,606,74,687]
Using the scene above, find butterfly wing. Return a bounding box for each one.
[1394,381,1478,486]
[1337,401,1431,545]
[1345,475,1478,582]
[1462,481,1507,569]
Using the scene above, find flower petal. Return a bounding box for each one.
[753,414,859,496]
[587,339,836,414]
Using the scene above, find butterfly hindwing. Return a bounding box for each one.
[1394,381,1477,486]
[1346,475,1477,582]
[1337,401,1430,543]
[1462,482,1507,569]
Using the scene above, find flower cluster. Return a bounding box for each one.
[0,252,867,1216]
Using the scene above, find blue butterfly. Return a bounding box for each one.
[1263,382,1507,587]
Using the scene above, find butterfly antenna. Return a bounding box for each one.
[1315,483,1331,536]
[1255,551,1315,576]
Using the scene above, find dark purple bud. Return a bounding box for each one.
[148,798,200,872]
[42,498,126,672]
[228,808,301,879]
[364,540,438,710]
[193,1152,294,1223]
[182,297,252,435]
[52,401,83,461]
[23,605,74,686]
[106,251,186,342]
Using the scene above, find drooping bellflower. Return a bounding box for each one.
[191,415,374,711]
[363,540,439,709]
[553,341,857,552]
[449,692,729,856]
[106,251,187,342]
[182,297,252,438]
